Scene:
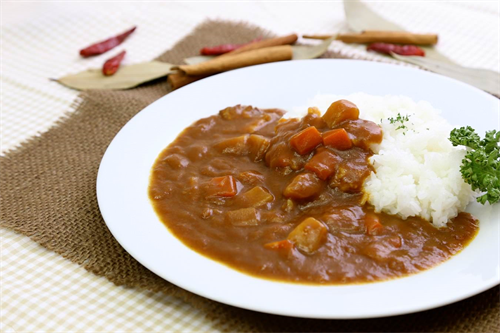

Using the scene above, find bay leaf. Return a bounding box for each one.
[344,0,400,33]
[391,53,500,96]
[56,61,175,90]
[292,37,335,60]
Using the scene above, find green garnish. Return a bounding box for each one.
[449,126,500,205]
[388,113,410,132]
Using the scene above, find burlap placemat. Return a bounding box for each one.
[1,20,498,333]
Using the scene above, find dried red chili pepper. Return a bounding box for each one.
[200,43,242,55]
[200,38,261,55]
[367,43,425,57]
[80,26,136,57]
[102,51,126,76]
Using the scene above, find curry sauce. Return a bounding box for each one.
[149,103,478,284]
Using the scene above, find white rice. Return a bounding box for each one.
[290,93,475,228]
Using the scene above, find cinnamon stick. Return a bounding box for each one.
[177,45,293,76]
[304,31,438,45]
[221,34,298,57]
[302,34,336,40]
[171,36,298,89]
[168,72,208,90]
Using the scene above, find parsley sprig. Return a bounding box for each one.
[449,126,500,205]
[387,113,411,133]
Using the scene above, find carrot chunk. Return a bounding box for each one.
[264,239,296,258]
[322,100,359,128]
[304,148,340,180]
[365,213,383,235]
[205,175,238,197]
[290,126,323,155]
[264,239,294,250]
[323,128,352,150]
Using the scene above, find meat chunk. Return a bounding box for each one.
[214,134,270,161]
[322,100,359,128]
[283,173,323,200]
[342,119,383,150]
[219,105,284,133]
[329,149,373,193]
[304,148,341,180]
[322,206,365,234]
[265,118,308,173]
[237,171,265,186]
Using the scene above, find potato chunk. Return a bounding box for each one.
[238,186,274,207]
[287,217,328,254]
[214,135,249,155]
[247,134,271,161]
[322,100,359,128]
[226,207,260,226]
[283,173,323,200]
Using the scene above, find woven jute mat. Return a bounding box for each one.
[1,20,499,332]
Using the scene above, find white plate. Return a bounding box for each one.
[97,59,500,319]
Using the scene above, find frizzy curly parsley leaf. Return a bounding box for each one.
[450,127,500,204]
[449,126,480,149]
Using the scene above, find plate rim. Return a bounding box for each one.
[97,58,500,319]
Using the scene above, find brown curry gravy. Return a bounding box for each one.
[149,104,478,284]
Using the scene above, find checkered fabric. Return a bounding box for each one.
[1,2,498,332]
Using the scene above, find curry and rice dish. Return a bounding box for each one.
[148,95,479,284]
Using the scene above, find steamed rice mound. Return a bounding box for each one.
[293,93,474,228]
